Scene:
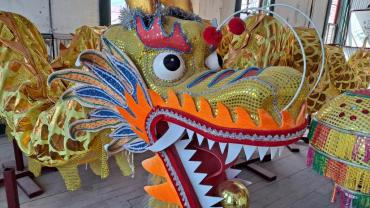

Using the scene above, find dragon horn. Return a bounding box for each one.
[125,0,193,14]
[160,0,193,12]
[125,0,157,14]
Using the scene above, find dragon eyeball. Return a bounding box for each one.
[205,51,223,70]
[153,52,186,81]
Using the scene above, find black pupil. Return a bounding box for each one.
[163,54,181,71]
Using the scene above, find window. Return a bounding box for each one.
[239,0,262,19]
[111,0,127,24]
[324,0,341,44]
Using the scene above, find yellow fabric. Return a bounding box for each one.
[0,12,133,190]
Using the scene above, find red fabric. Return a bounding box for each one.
[228,17,245,35]
[202,26,222,46]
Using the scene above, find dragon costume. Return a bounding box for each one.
[46,2,310,207]
[1,1,368,207]
[218,14,369,113]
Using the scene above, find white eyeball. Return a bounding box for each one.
[205,51,223,70]
[153,52,186,81]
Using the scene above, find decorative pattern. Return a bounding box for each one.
[308,90,370,208]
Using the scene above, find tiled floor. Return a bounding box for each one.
[0,136,340,208]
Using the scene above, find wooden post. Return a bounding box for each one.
[4,168,20,208]
[12,140,24,171]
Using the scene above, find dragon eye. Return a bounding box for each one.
[205,51,223,70]
[153,52,186,81]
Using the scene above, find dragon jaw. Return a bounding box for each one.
[118,86,307,207]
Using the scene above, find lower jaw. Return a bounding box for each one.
[150,120,307,207]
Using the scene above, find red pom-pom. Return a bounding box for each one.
[203,26,222,46]
[228,17,246,35]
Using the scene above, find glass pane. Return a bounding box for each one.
[111,0,127,24]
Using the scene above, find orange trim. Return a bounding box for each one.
[118,85,308,144]
[142,154,183,207]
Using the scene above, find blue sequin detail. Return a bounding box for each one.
[187,69,218,88]
[229,66,262,84]
[208,69,235,87]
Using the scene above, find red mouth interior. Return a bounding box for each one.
[155,121,236,201]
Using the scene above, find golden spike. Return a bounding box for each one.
[160,0,193,12]
[125,0,157,14]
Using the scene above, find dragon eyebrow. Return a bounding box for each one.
[135,14,192,53]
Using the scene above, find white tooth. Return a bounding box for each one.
[186,129,194,139]
[219,142,227,153]
[226,168,242,179]
[207,139,215,149]
[193,172,207,184]
[202,196,223,208]
[187,161,201,172]
[176,137,192,150]
[197,133,204,145]
[258,147,269,161]
[270,147,278,159]
[278,146,285,156]
[148,123,185,152]
[175,132,223,208]
[198,184,212,195]
[226,144,242,164]
[243,145,256,160]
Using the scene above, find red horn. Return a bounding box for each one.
[135,15,192,53]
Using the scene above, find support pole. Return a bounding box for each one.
[4,168,20,208]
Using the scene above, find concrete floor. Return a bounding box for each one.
[0,136,340,208]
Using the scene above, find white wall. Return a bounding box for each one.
[0,0,51,33]
[51,0,99,34]
[273,0,328,35]
[192,0,236,22]
[0,0,99,34]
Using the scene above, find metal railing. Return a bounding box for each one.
[42,33,73,61]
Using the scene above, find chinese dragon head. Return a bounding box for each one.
[48,1,309,207]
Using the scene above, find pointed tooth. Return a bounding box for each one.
[207,139,215,149]
[270,147,278,159]
[197,133,204,145]
[186,129,194,139]
[201,196,223,208]
[176,143,196,160]
[278,146,285,156]
[219,142,227,153]
[243,145,256,160]
[187,160,201,172]
[226,144,242,164]
[148,123,185,152]
[193,172,207,184]
[226,168,242,179]
[197,184,212,195]
[258,147,269,161]
[175,137,192,149]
